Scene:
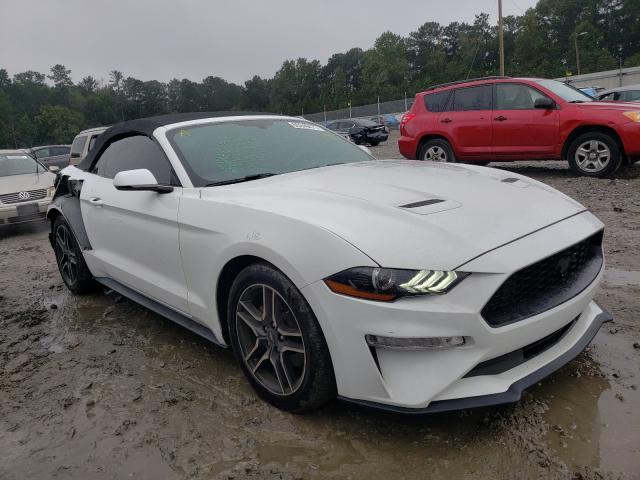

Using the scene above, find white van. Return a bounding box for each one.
[69,126,108,165]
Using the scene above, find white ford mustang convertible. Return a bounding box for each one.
[49,113,611,413]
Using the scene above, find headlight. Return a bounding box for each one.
[622,111,640,123]
[323,267,469,301]
[46,186,55,197]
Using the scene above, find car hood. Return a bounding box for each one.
[0,172,55,194]
[204,161,586,271]
[574,101,640,111]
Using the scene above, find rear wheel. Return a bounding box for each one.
[419,139,456,163]
[53,216,96,294]
[227,263,336,412]
[567,132,622,177]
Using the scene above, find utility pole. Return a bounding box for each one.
[574,32,587,76]
[498,0,505,76]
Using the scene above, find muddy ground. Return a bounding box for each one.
[1,132,639,479]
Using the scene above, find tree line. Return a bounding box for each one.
[1,0,639,148]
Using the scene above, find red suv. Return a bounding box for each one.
[399,77,640,177]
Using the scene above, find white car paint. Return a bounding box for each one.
[52,115,606,410]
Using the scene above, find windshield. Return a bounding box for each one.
[533,79,593,102]
[167,118,373,187]
[0,154,46,177]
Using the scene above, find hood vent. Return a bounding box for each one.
[501,177,519,183]
[399,198,445,209]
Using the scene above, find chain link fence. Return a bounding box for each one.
[304,98,414,124]
[303,66,640,125]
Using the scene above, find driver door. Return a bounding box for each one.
[79,135,189,314]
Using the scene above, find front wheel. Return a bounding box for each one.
[52,216,97,294]
[228,263,336,412]
[418,139,456,162]
[567,132,622,177]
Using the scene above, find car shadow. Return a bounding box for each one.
[489,161,640,180]
[0,221,49,239]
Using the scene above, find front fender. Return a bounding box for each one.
[177,196,378,340]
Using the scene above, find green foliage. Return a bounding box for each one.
[35,106,84,144]
[1,0,639,148]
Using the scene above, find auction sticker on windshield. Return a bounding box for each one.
[288,121,324,131]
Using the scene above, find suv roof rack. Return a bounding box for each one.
[424,76,512,92]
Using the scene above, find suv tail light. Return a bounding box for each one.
[400,113,416,135]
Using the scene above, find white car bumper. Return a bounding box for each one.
[301,212,607,412]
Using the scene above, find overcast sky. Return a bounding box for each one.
[0,0,537,85]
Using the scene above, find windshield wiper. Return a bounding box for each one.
[205,173,278,187]
[568,100,587,103]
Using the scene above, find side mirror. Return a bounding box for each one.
[113,169,173,193]
[534,97,555,109]
[48,166,60,173]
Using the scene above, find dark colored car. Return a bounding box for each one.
[597,85,640,103]
[27,145,71,169]
[399,76,640,177]
[326,119,389,146]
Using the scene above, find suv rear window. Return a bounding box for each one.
[452,85,493,111]
[423,91,451,112]
[70,135,87,157]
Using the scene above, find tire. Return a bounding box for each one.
[369,141,380,147]
[567,132,622,177]
[52,216,97,294]
[227,263,336,412]
[418,138,456,162]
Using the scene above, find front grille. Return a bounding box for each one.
[464,318,577,377]
[7,212,46,224]
[482,231,603,327]
[0,189,47,204]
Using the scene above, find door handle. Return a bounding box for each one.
[88,197,103,207]
[494,115,507,121]
[441,118,452,123]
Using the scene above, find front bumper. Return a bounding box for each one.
[0,199,50,226]
[339,304,611,414]
[366,132,389,142]
[619,122,640,156]
[301,211,606,411]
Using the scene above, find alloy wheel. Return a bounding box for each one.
[425,146,448,162]
[235,284,306,396]
[575,140,611,173]
[55,224,78,285]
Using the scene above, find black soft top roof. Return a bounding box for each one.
[76,111,274,171]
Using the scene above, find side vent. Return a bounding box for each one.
[399,198,445,209]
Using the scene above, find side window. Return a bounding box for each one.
[452,85,492,111]
[92,135,174,184]
[599,93,615,101]
[88,135,100,152]
[34,148,50,159]
[70,136,87,158]
[496,84,547,110]
[621,90,640,101]
[423,91,451,112]
[51,146,69,156]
